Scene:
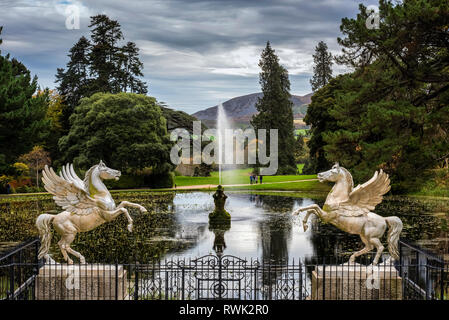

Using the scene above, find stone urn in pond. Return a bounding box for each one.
[208,185,231,256]
[209,185,231,221]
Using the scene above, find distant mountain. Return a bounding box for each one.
[192,92,312,128]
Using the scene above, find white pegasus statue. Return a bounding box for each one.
[36,160,147,264]
[293,163,403,265]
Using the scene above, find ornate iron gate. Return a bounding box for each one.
[135,254,304,300]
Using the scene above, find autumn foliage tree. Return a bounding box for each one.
[19,146,51,188]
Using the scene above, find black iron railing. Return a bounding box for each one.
[1,239,447,300]
[399,239,448,300]
[0,237,41,300]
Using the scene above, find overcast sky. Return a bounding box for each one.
[0,0,378,114]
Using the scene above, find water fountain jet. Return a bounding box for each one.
[216,104,235,185]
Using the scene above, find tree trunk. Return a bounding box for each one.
[36,160,39,189]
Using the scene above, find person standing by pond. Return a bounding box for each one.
[259,175,263,184]
[250,175,253,184]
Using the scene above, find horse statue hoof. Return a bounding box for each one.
[127,224,133,232]
[347,258,356,265]
[303,224,308,232]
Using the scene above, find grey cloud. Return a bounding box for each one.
[0,0,379,112]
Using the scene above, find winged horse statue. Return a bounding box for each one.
[293,163,403,265]
[36,161,147,264]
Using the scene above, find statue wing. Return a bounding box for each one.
[42,165,98,216]
[60,163,86,192]
[339,169,390,216]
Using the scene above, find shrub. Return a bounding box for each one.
[144,171,174,189]
[105,172,175,189]
[276,165,298,175]
[173,170,182,176]
[105,174,145,190]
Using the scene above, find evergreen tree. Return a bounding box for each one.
[55,15,148,133]
[0,27,50,173]
[310,41,333,92]
[303,75,346,174]
[89,14,124,93]
[55,36,91,131]
[314,0,449,188]
[117,42,148,94]
[251,42,297,174]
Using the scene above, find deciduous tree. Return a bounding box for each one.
[58,92,173,173]
[19,146,51,188]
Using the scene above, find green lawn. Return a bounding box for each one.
[174,165,311,187]
[1,164,323,195]
[227,180,331,192]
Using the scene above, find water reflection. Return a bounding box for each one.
[167,192,315,262]
[0,191,447,264]
[165,192,449,264]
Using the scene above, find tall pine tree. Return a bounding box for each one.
[310,41,333,92]
[89,14,124,93]
[55,15,148,133]
[116,42,148,94]
[55,36,91,131]
[251,42,297,174]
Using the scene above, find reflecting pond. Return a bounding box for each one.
[165,192,449,263]
[0,191,448,263]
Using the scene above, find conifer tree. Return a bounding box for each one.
[88,14,124,93]
[117,42,148,94]
[305,0,449,188]
[303,75,345,174]
[56,36,91,131]
[251,42,297,174]
[310,41,333,92]
[55,15,148,132]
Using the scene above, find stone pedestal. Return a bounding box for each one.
[35,264,129,300]
[311,263,402,300]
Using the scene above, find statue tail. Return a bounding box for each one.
[385,216,403,261]
[36,214,55,261]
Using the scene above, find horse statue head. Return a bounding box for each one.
[317,163,354,203]
[85,160,121,183]
[318,163,352,184]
